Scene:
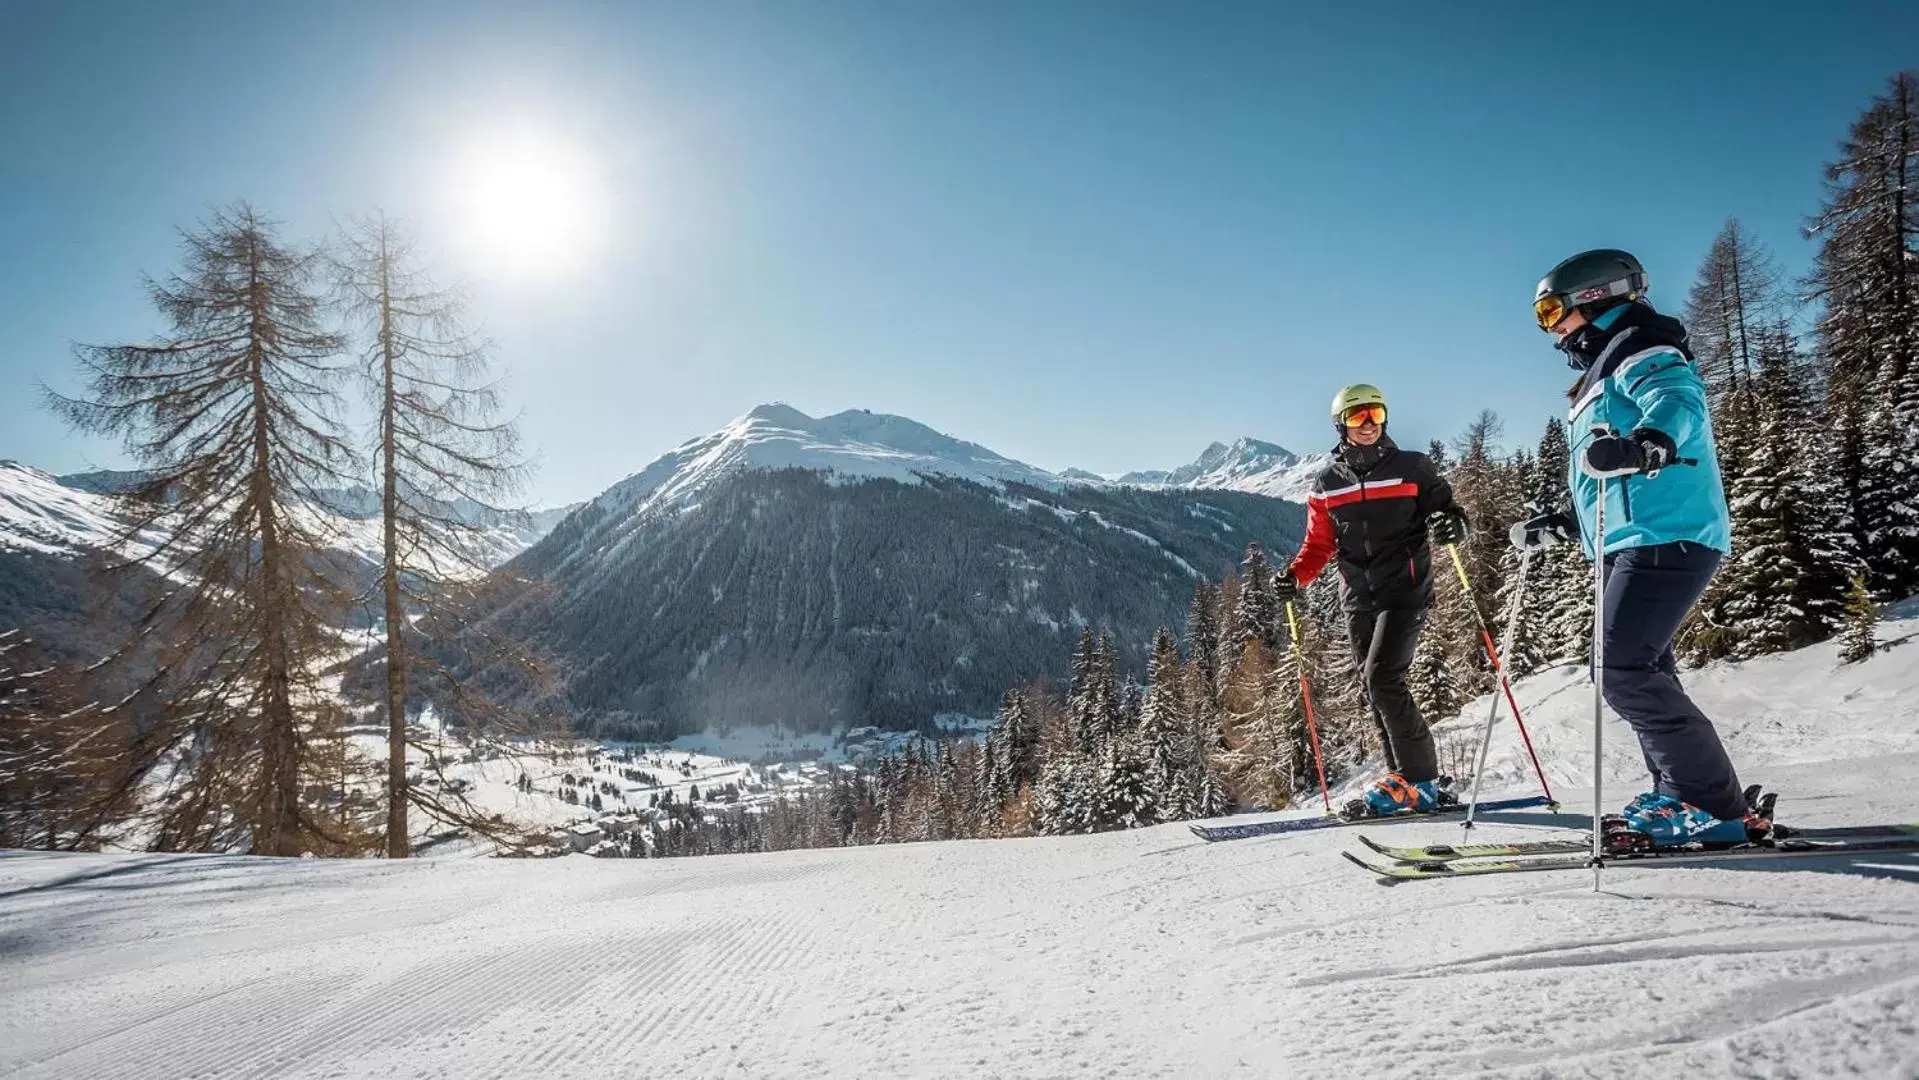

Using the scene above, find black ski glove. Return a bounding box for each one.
[1273,570,1300,603]
[1427,507,1468,547]
[1581,428,1677,479]
[1509,503,1576,552]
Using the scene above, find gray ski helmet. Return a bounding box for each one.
[1534,249,1648,331]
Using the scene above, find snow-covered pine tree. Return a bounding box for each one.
[1066,627,1102,755]
[1712,326,1856,656]
[1093,734,1154,830]
[1034,749,1094,835]
[1138,629,1194,820]
[1183,661,1236,819]
[1807,71,1919,599]
[1185,580,1223,707]
[1235,542,1281,655]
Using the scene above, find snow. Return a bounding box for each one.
[0,461,167,558]
[7,612,1919,1076]
[592,404,1068,528]
[0,462,566,571]
[1109,437,1329,503]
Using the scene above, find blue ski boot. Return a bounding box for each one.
[1610,793,1750,851]
[1342,773,1456,819]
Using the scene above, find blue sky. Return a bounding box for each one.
[3,2,1913,505]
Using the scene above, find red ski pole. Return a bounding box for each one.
[1446,543,1556,806]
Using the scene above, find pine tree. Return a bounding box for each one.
[1183,662,1236,818]
[1218,640,1294,809]
[1235,543,1280,654]
[1499,420,1573,673]
[46,205,365,856]
[1686,218,1779,451]
[1034,750,1094,835]
[1138,630,1194,820]
[0,631,122,849]
[1839,574,1879,663]
[334,213,529,858]
[1711,326,1856,657]
[1185,580,1223,707]
[1807,71,1919,598]
[1093,735,1154,830]
[1067,627,1103,754]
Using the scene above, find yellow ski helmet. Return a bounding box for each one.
[1330,383,1388,425]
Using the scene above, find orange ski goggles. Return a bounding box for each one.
[1341,403,1387,428]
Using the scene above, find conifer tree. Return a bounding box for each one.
[46,205,364,856]
[334,212,530,857]
[1235,543,1280,654]
[1185,580,1223,707]
[1838,574,1879,664]
[1807,71,1919,598]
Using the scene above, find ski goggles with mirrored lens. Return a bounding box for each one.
[1534,293,1570,331]
[1341,403,1387,428]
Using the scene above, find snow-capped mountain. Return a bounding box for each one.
[595,402,1065,519]
[488,407,1307,739]
[0,462,575,572]
[1111,438,1329,503]
[0,462,168,559]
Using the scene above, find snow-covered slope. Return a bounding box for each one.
[0,462,568,571]
[6,609,1919,1077]
[591,403,1066,524]
[1112,437,1328,503]
[0,462,166,558]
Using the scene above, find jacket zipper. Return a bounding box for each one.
[1620,475,1633,522]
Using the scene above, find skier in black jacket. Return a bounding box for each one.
[1275,383,1469,817]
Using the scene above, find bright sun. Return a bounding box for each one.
[450,127,607,277]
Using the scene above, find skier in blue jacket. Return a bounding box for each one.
[1511,249,1761,848]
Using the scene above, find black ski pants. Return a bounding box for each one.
[1346,606,1437,782]
[1601,541,1747,821]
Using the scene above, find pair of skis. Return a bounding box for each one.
[1343,824,1919,881]
[1186,794,1553,842]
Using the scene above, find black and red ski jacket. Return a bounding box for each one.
[1288,436,1459,612]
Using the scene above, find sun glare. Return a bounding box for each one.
[449,126,607,278]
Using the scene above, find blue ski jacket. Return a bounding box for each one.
[1563,305,1732,559]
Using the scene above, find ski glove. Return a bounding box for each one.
[1427,507,1468,547]
[1509,504,1576,552]
[1580,428,1677,480]
[1273,570,1300,603]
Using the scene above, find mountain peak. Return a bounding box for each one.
[592,405,1065,533]
[1105,438,1320,502]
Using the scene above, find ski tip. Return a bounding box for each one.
[1354,834,1392,857]
[1339,850,1407,881]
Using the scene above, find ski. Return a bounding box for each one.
[1187,795,1551,842]
[1343,834,1919,881]
[1357,821,1919,864]
[1355,833,1590,863]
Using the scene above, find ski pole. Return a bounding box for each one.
[1461,547,1538,833]
[1445,543,1556,810]
[1284,600,1333,814]
[1590,442,1609,888]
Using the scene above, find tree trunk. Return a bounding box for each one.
[380,235,410,858]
